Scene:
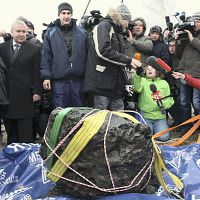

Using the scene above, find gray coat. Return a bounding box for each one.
[124,34,153,63]
[176,30,200,78]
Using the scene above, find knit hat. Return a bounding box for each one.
[116,3,132,21]
[58,2,73,15]
[191,11,200,20]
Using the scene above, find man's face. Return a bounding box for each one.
[132,20,144,35]
[168,40,176,54]
[59,10,72,25]
[194,19,200,31]
[150,32,160,41]
[11,23,27,43]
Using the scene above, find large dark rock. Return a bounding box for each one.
[41,107,153,199]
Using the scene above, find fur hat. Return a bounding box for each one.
[191,11,200,20]
[116,3,132,21]
[58,2,73,15]
[149,25,162,34]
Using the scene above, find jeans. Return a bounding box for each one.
[94,95,124,111]
[144,118,169,141]
[52,80,84,108]
[180,84,200,130]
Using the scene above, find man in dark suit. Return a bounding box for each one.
[0,20,42,144]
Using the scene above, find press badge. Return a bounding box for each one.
[96,65,106,72]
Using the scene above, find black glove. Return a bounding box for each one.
[136,67,144,76]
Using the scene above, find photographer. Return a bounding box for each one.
[175,11,200,133]
[124,17,153,63]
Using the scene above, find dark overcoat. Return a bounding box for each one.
[0,40,41,118]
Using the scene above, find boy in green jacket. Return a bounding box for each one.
[131,65,174,141]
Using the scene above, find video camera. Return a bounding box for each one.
[175,11,195,41]
[164,11,195,42]
[80,10,103,32]
[122,21,135,38]
[164,16,174,41]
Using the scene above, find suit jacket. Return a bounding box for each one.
[0,40,42,118]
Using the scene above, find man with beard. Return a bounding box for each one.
[125,17,153,63]
[40,2,88,108]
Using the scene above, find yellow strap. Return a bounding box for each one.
[152,138,184,194]
[48,110,108,182]
[150,115,200,195]
[112,111,140,123]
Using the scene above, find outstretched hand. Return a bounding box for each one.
[171,71,186,80]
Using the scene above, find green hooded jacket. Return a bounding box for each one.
[131,74,174,119]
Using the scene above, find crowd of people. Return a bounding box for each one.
[0,2,200,145]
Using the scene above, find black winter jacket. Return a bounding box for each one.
[151,40,170,65]
[40,19,88,81]
[84,17,132,98]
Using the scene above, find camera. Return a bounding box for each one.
[80,10,103,32]
[34,91,51,114]
[164,12,195,42]
[175,11,195,41]
[164,16,174,41]
[122,21,135,38]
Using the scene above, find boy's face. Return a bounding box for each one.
[168,40,176,54]
[146,66,157,79]
[150,32,160,41]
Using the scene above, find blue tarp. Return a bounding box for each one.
[37,193,176,200]
[157,144,200,200]
[0,143,55,199]
[0,143,189,200]
[0,143,176,200]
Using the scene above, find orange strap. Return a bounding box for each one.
[152,114,200,146]
[197,134,200,144]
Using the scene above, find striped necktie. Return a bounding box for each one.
[13,44,20,58]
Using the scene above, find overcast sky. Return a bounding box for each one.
[0,0,198,41]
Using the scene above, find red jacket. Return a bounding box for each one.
[185,74,200,90]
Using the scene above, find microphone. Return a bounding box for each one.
[156,58,186,84]
[156,58,171,72]
[146,56,167,75]
[134,53,143,75]
[149,84,166,114]
[146,56,186,84]
[134,53,141,61]
[173,12,180,16]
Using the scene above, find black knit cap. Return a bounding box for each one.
[58,2,73,15]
